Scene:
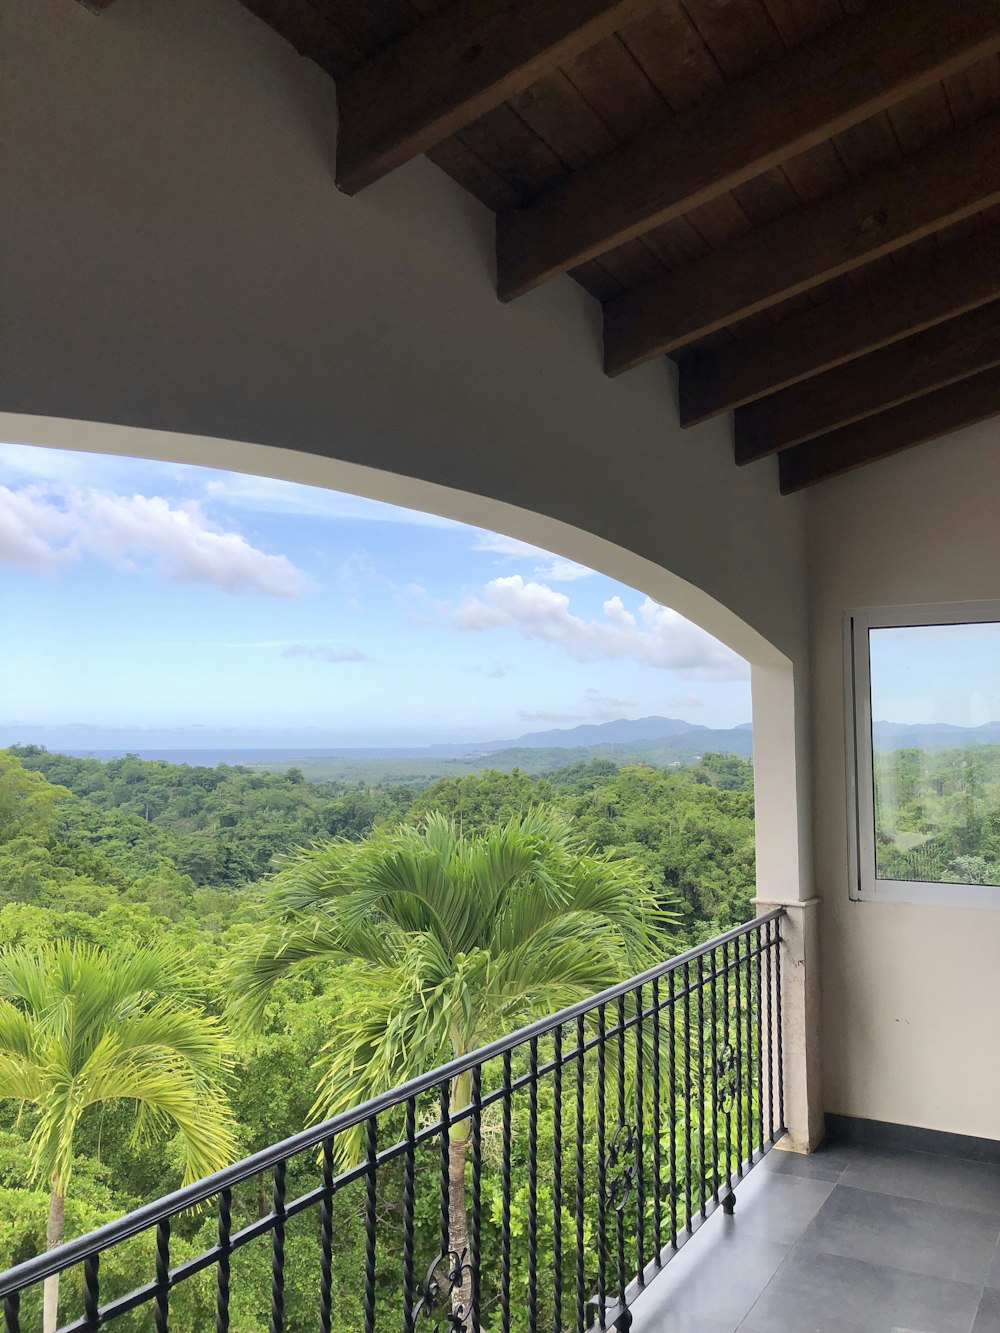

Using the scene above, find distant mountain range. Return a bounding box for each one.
[9,715,1000,770]
[871,720,1000,750]
[3,716,755,764]
[421,715,752,756]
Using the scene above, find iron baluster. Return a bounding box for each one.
[469,1064,483,1333]
[651,976,662,1266]
[734,938,744,1178]
[709,947,720,1208]
[402,1103,416,1333]
[721,942,735,1213]
[683,960,692,1235]
[755,926,765,1155]
[527,1036,540,1332]
[744,931,754,1167]
[633,985,645,1285]
[82,1251,100,1329]
[776,919,785,1132]
[270,1161,286,1333]
[154,1218,170,1333]
[667,976,677,1250]
[552,1026,563,1332]
[215,1186,232,1333]
[363,1117,378,1333]
[574,1013,586,1333]
[320,1139,335,1333]
[500,1051,512,1333]
[696,954,707,1220]
[773,922,778,1141]
[596,1004,608,1330]
[2,1293,17,1333]
[614,994,628,1310]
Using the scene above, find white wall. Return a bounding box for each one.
[808,419,1000,1140]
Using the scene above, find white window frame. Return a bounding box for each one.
[845,600,1000,909]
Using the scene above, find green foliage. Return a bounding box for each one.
[874,743,1000,885]
[0,744,758,1328]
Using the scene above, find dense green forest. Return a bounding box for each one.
[0,745,756,1329]
[874,743,1000,885]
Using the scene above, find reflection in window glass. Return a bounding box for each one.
[870,621,1000,887]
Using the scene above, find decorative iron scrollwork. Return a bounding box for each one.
[412,1248,471,1331]
[605,1123,638,1213]
[715,1044,740,1111]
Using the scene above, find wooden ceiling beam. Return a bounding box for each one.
[777,364,1000,492]
[603,113,1000,375]
[335,0,653,195]
[496,0,1000,300]
[679,225,1000,425]
[735,302,1000,462]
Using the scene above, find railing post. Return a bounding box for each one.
[754,899,824,1152]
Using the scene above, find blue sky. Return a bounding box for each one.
[870,623,1000,728]
[1,441,754,748]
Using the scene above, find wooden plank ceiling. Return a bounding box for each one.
[236,0,1000,492]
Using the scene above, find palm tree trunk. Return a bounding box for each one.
[43,1179,64,1333]
[448,1133,472,1326]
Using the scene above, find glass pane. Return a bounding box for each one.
[869,621,1000,887]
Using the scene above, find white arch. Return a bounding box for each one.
[2,412,788,669]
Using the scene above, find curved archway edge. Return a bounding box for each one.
[3,412,788,670]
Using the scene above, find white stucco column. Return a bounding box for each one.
[752,662,824,1152]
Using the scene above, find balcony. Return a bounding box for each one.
[4,905,995,1332]
[0,914,788,1332]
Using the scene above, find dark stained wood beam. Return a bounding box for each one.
[777,364,1000,492]
[680,225,1000,425]
[603,113,1000,376]
[736,302,1000,462]
[497,0,1000,300]
[335,0,654,195]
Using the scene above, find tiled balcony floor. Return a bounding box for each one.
[629,1140,1000,1333]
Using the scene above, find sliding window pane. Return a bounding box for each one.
[869,622,1000,887]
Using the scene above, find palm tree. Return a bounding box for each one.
[232,808,669,1323]
[0,942,237,1333]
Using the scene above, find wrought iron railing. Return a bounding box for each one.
[0,910,785,1332]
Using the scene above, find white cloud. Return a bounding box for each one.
[668,693,705,709]
[0,485,311,597]
[282,644,369,663]
[472,531,595,583]
[451,576,747,681]
[463,664,510,679]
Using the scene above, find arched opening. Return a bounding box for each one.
[2,409,810,914]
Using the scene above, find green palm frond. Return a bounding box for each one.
[233,807,676,1163]
[0,942,235,1192]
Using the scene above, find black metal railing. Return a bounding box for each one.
[0,910,785,1332]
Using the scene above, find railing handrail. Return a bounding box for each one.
[0,908,783,1296]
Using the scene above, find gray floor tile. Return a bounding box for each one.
[726,1172,836,1245]
[799,1183,1000,1286]
[739,1246,981,1333]
[628,1212,789,1331]
[760,1142,853,1183]
[840,1147,1000,1216]
[975,1288,1000,1333]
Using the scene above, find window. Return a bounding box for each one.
[846,602,1000,908]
